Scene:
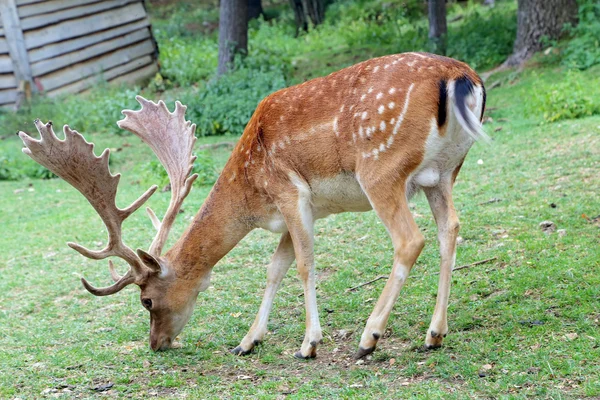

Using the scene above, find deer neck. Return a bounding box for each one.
[165,172,253,281]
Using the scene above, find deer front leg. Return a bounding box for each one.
[232,232,295,355]
[279,177,322,359]
[423,183,459,349]
[356,183,425,358]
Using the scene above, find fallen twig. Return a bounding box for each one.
[479,198,502,205]
[346,275,387,292]
[452,257,498,272]
[197,142,235,151]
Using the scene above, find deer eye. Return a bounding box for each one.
[142,298,153,310]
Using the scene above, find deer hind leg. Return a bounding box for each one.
[231,232,295,356]
[356,180,425,358]
[277,174,322,359]
[423,181,459,349]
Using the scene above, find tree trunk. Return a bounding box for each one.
[289,0,325,35]
[248,0,263,21]
[505,0,578,66]
[217,0,248,76]
[428,0,447,56]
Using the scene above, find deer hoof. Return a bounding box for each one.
[294,350,316,360]
[230,346,253,356]
[354,346,376,359]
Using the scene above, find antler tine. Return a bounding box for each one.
[19,120,156,296]
[118,96,198,256]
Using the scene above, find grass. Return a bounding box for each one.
[1,0,600,398]
[1,64,599,398]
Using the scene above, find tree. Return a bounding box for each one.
[505,0,578,66]
[248,0,263,21]
[217,0,248,76]
[428,0,447,56]
[289,0,325,35]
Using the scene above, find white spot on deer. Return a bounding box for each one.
[353,88,358,94]
[388,102,395,109]
[358,126,364,138]
[333,117,339,136]
[229,172,236,182]
[257,145,262,152]
[384,64,389,69]
[271,143,277,154]
[360,94,366,101]
[361,112,368,120]
[368,87,374,93]
[373,66,380,73]
[352,133,357,142]
[349,105,355,111]
[390,118,396,125]
[387,135,394,148]
[362,152,371,159]
[244,161,249,168]
[285,136,291,145]
[392,83,414,136]
[365,127,372,137]
[379,143,385,152]
[340,105,345,113]
[279,115,284,121]
[380,121,386,131]
[378,105,385,114]
[389,88,396,95]
[407,60,417,67]
[251,159,255,165]
[359,77,366,84]
[372,148,379,160]
[279,141,285,149]
[354,112,359,118]
[376,92,383,100]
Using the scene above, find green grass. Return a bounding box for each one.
[1,63,599,398]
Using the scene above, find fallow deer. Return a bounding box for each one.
[19,52,487,359]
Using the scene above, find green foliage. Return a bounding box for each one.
[182,63,287,136]
[0,84,142,137]
[144,150,219,187]
[0,153,56,181]
[528,69,600,123]
[561,0,600,70]
[447,3,517,70]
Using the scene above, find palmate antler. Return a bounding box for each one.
[18,97,197,296]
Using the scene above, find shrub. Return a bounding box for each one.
[182,62,287,136]
[561,1,600,70]
[528,70,600,123]
[143,150,218,187]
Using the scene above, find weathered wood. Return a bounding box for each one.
[0,55,12,72]
[108,62,158,85]
[38,39,154,92]
[0,72,16,88]
[19,0,104,18]
[32,28,150,76]
[0,87,17,105]
[28,18,149,63]
[0,37,8,54]
[20,0,139,31]
[47,55,153,96]
[16,0,47,5]
[23,2,146,50]
[0,0,33,82]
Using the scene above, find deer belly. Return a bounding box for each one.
[310,174,372,217]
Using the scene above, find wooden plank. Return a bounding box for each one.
[31,28,150,76]
[16,0,47,5]
[0,37,8,54]
[0,55,12,72]
[47,55,153,96]
[37,39,155,92]
[20,0,140,31]
[19,0,104,18]
[0,0,33,82]
[0,72,16,88]
[108,62,157,85]
[0,87,17,105]
[24,2,147,50]
[28,18,149,63]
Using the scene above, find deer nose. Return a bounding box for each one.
[150,335,172,351]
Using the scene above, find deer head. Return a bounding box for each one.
[19,97,201,351]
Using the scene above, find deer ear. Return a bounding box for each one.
[136,249,162,274]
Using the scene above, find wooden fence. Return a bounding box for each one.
[0,0,158,108]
